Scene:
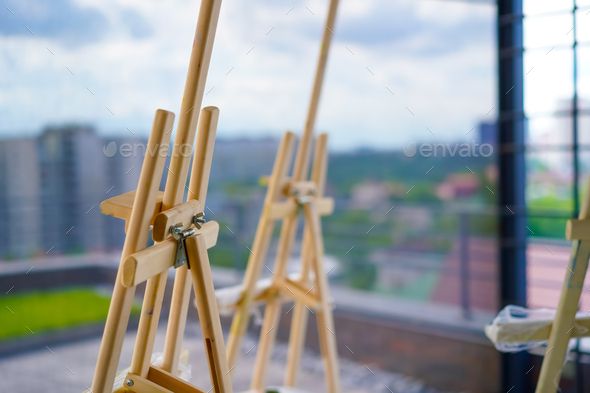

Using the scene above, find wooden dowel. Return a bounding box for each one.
[251,212,299,390]
[226,132,296,368]
[163,106,220,373]
[162,0,222,211]
[285,134,329,386]
[303,200,341,393]
[91,110,174,393]
[130,271,168,377]
[186,234,233,393]
[292,0,339,182]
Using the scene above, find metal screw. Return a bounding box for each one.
[125,379,134,387]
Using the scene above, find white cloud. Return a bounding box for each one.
[0,0,497,150]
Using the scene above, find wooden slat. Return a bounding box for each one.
[285,134,329,387]
[279,278,320,310]
[100,190,164,228]
[565,218,590,241]
[291,0,339,182]
[126,373,174,393]
[186,234,233,393]
[122,221,219,288]
[91,110,174,393]
[147,366,207,393]
[283,181,317,197]
[266,198,333,220]
[163,106,220,374]
[303,199,341,393]
[536,175,590,392]
[226,132,296,369]
[153,199,201,242]
[487,315,590,344]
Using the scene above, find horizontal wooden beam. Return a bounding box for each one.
[486,315,590,344]
[265,197,333,221]
[125,372,173,393]
[101,190,164,231]
[279,278,320,310]
[153,199,201,242]
[122,222,219,288]
[283,181,317,197]
[566,219,590,241]
[147,366,206,393]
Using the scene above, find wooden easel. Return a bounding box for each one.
[216,1,341,392]
[88,1,230,392]
[533,176,590,393]
[486,176,590,392]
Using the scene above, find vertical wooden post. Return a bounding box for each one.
[302,200,341,393]
[292,0,339,182]
[163,107,219,373]
[160,0,223,372]
[186,234,233,393]
[536,176,590,392]
[91,110,175,393]
[285,134,329,386]
[225,132,296,368]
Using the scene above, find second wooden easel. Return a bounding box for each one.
[486,176,590,392]
[215,1,341,392]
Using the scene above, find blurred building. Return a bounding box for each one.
[38,125,108,254]
[0,138,41,259]
[478,121,496,147]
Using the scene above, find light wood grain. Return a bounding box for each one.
[122,221,219,288]
[225,132,296,369]
[285,134,328,387]
[535,175,590,393]
[147,366,207,393]
[186,234,233,393]
[163,106,220,373]
[91,109,174,393]
[153,199,201,242]
[292,0,339,182]
[565,218,590,241]
[266,198,333,220]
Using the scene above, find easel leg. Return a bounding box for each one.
[185,234,233,393]
[536,241,590,393]
[91,109,174,393]
[162,266,192,374]
[226,219,275,368]
[251,214,299,390]
[303,201,341,393]
[284,229,313,386]
[226,132,296,369]
[130,271,168,377]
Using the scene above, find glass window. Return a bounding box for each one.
[578,46,590,110]
[526,116,573,148]
[524,0,573,16]
[524,48,573,115]
[524,14,574,49]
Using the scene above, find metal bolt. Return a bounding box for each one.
[192,212,206,229]
[125,379,134,387]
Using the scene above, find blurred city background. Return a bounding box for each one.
[1,0,590,392]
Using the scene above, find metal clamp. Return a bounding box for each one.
[170,223,196,269]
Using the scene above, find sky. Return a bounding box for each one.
[0,0,581,151]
